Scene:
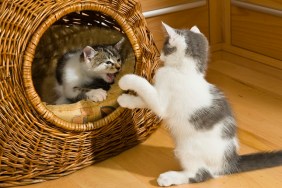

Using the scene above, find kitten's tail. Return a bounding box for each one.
[237,151,282,173]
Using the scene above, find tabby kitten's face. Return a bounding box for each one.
[81,38,125,83]
[160,23,209,74]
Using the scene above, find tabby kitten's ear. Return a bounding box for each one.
[114,37,125,51]
[82,46,97,63]
[161,22,177,37]
[190,25,201,34]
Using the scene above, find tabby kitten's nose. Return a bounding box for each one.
[116,64,121,70]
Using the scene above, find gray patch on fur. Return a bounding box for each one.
[176,29,208,73]
[222,144,239,174]
[162,37,177,56]
[189,86,234,130]
[189,168,213,183]
[221,117,237,139]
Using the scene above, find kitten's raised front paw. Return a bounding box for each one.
[118,74,139,91]
[157,171,189,187]
[117,94,137,109]
[86,89,107,102]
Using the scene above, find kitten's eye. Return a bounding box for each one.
[106,61,112,65]
[163,43,176,56]
[117,58,121,62]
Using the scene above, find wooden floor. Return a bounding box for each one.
[16,51,282,188]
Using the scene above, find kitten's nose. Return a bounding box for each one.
[115,64,121,70]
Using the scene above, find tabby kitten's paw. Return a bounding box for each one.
[118,74,139,91]
[86,89,107,102]
[157,171,189,187]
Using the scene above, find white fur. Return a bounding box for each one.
[190,25,201,34]
[162,22,177,37]
[118,24,237,186]
[85,88,107,102]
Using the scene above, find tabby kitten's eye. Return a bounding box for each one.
[106,61,112,65]
[117,58,121,62]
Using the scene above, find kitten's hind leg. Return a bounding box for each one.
[157,169,213,187]
[157,171,189,187]
[117,94,147,109]
[188,168,213,183]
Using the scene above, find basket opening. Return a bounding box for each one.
[32,10,135,124]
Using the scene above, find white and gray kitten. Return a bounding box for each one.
[117,23,282,186]
[55,38,125,104]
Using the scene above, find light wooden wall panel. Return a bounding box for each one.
[208,0,226,45]
[236,0,282,10]
[145,6,209,50]
[231,6,282,60]
[140,0,201,12]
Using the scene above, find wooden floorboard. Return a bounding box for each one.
[16,52,282,188]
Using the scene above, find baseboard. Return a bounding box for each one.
[222,44,282,69]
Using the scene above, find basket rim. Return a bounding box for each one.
[23,2,142,132]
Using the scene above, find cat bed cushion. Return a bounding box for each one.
[33,25,134,123]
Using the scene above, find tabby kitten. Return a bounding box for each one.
[55,38,125,104]
[117,23,282,186]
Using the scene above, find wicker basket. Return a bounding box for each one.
[0,0,160,187]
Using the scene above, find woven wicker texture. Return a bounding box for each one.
[0,0,160,187]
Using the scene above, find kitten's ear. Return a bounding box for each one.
[190,26,201,34]
[114,37,125,51]
[162,22,177,37]
[82,46,97,63]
